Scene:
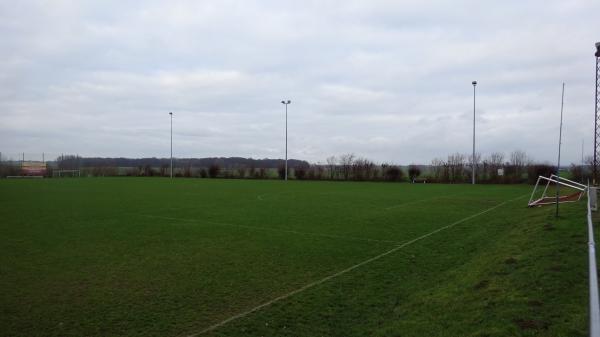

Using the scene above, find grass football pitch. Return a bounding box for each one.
[0,178,590,336]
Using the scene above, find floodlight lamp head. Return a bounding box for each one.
[169,112,173,115]
[472,81,477,86]
[281,100,285,104]
[595,42,600,57]
[287,100,291,104]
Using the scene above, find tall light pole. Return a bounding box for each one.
[169,112,173,179]
[556,83,565,217]
[281,100,291,181]
[472,80,477,185]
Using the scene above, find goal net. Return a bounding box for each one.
[528,174,587,207]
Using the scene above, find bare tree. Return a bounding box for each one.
[351,157,375,181]
[468,152,482,180]
[509,150,528,179]
[308,164,324,180]
[258,167,267,179]
[485,152,504,181]
[326,156,337,180]
[236,166,248,179]
[447,153,466,183]
[430,158,445,181]
[339,153,355,180]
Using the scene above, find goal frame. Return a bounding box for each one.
[528,174,587,207]
[53,169,81,178]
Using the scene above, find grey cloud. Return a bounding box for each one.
[1,0,599,164]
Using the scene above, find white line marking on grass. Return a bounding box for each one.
[185,193,528,337]
[140,214,401,244]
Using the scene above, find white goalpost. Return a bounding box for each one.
[528,174,587,207]
[54,169,81,178]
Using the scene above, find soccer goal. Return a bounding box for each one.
[53,169,81,178]
[528,174,587,207]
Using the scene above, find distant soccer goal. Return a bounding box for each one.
[53,169,81,178]
[528,174,587,207]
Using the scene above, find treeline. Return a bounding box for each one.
[290,150,591,184]
[55,156,309,170]
[429,150,550,184]
[297,151,569,184]
[1,151,593,184]
[51,155,309,179]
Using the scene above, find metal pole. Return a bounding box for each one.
[472,81,477,185]
[170,112,173,179]
[281,100,291,181]
[587,185,600,337]
[556,83,565,217]
[594,42,600,185]
[285,103,288,181]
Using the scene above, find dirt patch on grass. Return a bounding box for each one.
[527,299,544,307]
[474,279,489,290]
[543,223,555,231]
[514,318,549,330]
[504,257,518,264]
[549,265,563,272]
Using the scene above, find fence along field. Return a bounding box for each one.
[0,178,589,336]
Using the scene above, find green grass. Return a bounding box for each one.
[0,178,589,336]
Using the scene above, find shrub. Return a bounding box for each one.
[294,166,307,180]
[569,164,590,183]
[383,165,403,182]
[258,168,267,179]
[527,164,555,184]
[408,165,421,182]
[208,164,220,178]
[236,166,247,178]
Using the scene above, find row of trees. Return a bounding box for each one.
[290,155,410,182]
[1,151,593,184]
[429,150,542,184]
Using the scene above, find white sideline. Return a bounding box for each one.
[185,194,528,336]
[140,214,401,244]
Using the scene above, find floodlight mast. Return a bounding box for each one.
[556,83,565,218]
[281,100,291,181]
[594,42,600,185]
[472,81,477,185]
[169,112,173,179]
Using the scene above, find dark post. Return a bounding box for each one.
[594,42,600,185]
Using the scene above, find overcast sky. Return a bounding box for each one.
[1,1,599,164]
